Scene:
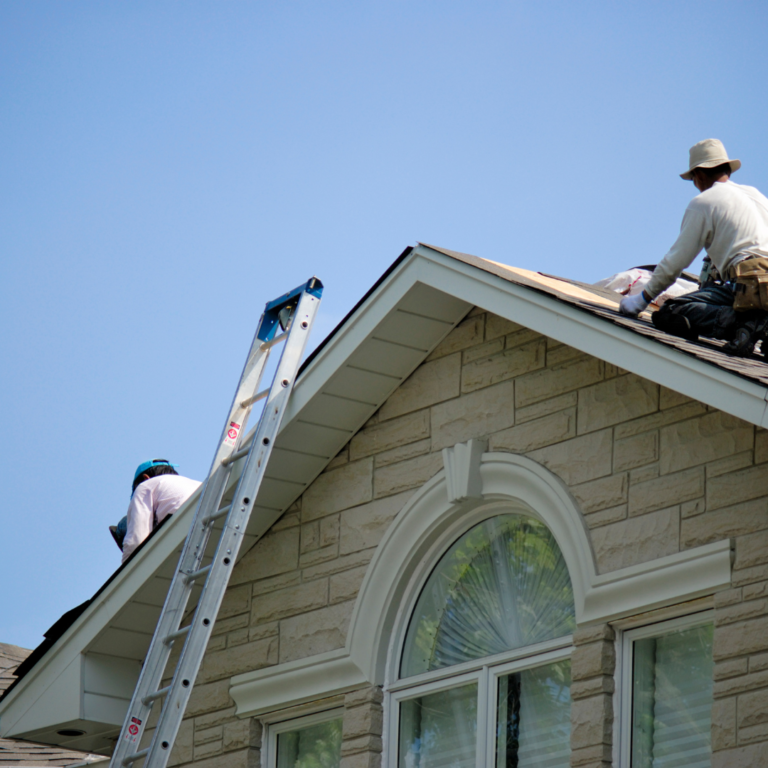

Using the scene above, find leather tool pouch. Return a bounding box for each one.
[733,257,768,311]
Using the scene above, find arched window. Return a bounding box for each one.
[390,514,575,768]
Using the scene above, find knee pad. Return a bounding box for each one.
[651,306,698,341]
[713,307,738,340]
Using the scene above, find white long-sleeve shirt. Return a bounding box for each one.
[122,475,201,563]
[646,180,768,299]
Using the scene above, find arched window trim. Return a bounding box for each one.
[348,452,595,689]
[229,448,730,719]
[391,502,575,686]
[345,450,730,689]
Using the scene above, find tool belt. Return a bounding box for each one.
[731,256,768,311]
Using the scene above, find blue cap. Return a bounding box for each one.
[132,459,178,496]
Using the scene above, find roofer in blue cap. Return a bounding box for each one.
[110,459,201,564]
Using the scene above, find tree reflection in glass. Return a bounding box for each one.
[398,683,477,768]
[277,718,343,768]
[402,516,575,678]
[496,661,572,768]
[631,623,713,768]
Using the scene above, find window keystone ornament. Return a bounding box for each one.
[442,438,487,503]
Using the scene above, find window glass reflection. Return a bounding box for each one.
[277,718,342,768]
[631,623,713,768]
[496,660,572,768]
[398,683,478,768]
[402,516,575,678]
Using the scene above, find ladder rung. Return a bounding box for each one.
[202,503,232,526]
[163,625,191,645]
[184,564,211,584]
[123,748,149,766]
[142,685,171,705]
[241,388,269,409]
[221,445,250,467]
[260,331,288,351]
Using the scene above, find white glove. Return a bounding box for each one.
[619,292,650,317]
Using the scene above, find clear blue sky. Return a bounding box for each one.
[2,1,767,650]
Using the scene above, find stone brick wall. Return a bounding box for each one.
[341,687,383,768]
[172,308,768,768]
[570,625,615,768]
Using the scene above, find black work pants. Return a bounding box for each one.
[652,283,736,338]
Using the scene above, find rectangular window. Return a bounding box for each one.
[620,613,713,768]
[391,646,571,768]
[267,711,343,768]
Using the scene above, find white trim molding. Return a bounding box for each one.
[230,649,366,718]
[230,447,732,717]
[583,541,731,624]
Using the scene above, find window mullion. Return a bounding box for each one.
[617,630,633,768]
[476,665,490,768]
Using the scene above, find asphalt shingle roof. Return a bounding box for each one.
[424,244,768,388]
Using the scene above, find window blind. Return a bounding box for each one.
[631,623,713,768]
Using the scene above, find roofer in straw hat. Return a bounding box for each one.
[619,139,768,355]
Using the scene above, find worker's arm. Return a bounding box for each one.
[644,206,708,299]
[121,486,155,563]
[619,205,708,317]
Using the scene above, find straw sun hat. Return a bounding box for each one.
[680,139,741,180]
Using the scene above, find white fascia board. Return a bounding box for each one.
[410,246,768,427]
[0,255,439,735]
[5,243,763,733]
[0,656,82,737]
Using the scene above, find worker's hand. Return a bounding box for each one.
[619,292,650,317]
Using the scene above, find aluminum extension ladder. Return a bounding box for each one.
[109,278,323,768]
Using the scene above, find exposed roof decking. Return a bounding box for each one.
[425,244,768,389]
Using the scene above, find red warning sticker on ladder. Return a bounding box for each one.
[223,421,241,448]
[125,716,142,742]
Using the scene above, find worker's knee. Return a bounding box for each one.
[651,304,699,341]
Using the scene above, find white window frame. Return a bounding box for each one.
[616,610,714,768]
[263,707,345,768]
[387,637,573,768]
